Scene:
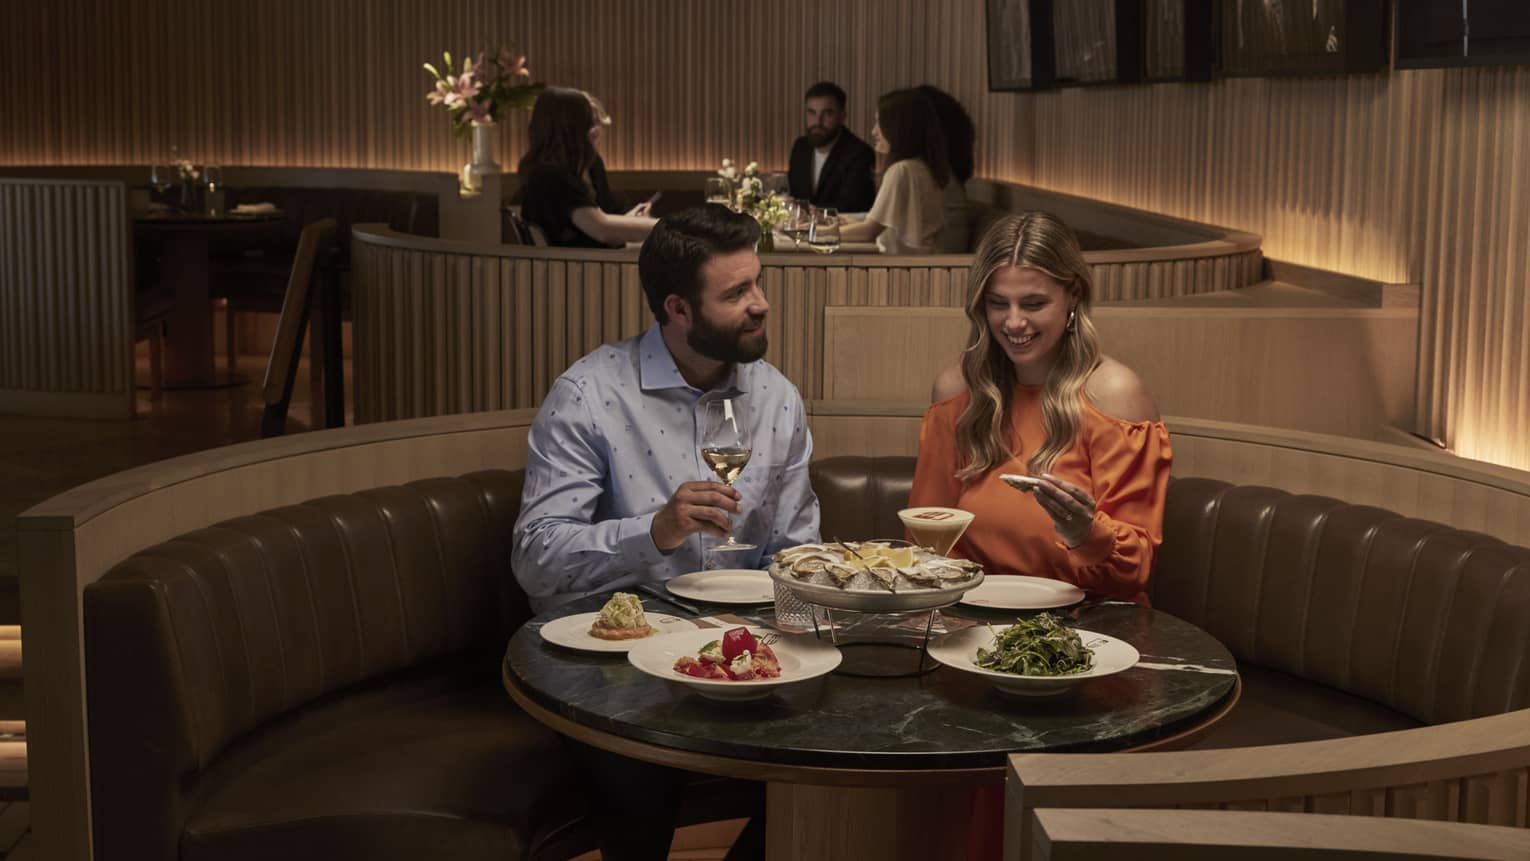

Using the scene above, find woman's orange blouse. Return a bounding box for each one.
[907,384,1172,605]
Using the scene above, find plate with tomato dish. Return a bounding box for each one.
[626,626,842,701]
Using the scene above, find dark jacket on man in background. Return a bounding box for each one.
[787,129,877,213]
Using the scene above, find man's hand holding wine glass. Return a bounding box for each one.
[649,481,742,552]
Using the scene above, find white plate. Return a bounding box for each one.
[959,576,1086,610]
[627,627,842,701]
[666,570,775,605]
[539,611,697,654]
[927,625,1139,696]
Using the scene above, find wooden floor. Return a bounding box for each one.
[0,802,29,860]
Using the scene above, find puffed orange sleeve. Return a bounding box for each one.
[1059,419,1173,602]
[908,395,967,509]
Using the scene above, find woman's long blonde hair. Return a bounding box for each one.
[954,212,1100,481]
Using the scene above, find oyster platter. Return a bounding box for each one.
[769,541,985,612]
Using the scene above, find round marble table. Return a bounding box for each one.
[502,596,1239,860]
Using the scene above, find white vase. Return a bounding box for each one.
[460,123,501,197]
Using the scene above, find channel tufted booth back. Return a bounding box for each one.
[83,458,1530,857]
[812,457,1530,727]
[1155,477,1530,727]
[86,471,527,800]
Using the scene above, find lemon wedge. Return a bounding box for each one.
[840,545,916,569]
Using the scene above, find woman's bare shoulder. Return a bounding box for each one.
[931,365,966,403]
[1084,357,1160,423]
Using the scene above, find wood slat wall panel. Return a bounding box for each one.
[8,1,1526,470]
[0,0,1028,185]
[0,181,132,415]
[348,229,1284,424]
[1030,68,1530,470]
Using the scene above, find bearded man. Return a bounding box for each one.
[786,80,878,213]
[513,204,821,611]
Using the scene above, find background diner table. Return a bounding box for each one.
[134,208,285,388]
[503,592,1239,860]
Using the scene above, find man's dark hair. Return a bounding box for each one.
[803,81,847,111]
[638,205,761,324]
[917,85,976,184]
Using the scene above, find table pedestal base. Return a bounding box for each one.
[766,780,997,860]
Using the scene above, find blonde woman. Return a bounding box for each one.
[907,212,1170,605]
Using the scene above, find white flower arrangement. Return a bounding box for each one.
[718,158,784,230]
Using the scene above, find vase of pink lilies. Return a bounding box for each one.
[423,47,542,196]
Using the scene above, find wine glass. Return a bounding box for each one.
[808,207,841,254]
[704,177,731,206]
[149,164,173,195]
[781,200,807,248]
[202,165,225,216]
[699,397,755,552]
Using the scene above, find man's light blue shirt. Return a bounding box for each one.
[512,325,821,611]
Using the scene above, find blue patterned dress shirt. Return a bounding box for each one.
[512,325,822,611]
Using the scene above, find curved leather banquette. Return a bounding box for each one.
[83,457,1530,859]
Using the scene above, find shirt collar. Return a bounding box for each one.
[637,324,746,396]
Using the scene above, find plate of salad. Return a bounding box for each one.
[627,626,842,701]
[926,613,1139,696]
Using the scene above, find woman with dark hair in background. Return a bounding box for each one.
[837,88,951,254]
[917,84,977,253]
[516,86,656,247]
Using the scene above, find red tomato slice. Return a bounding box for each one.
[721,627,758,661]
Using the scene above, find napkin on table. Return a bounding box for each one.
[231,202,277,215]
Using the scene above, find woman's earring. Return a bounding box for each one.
[1066,308,1077,334]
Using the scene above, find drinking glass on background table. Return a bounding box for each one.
[704,177,731,206]
[202,165,225,216]
[149,163,173,195]
[699,397,755,552]
[808,207,840,254]
[781,200,809,248]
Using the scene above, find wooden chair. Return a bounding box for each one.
[1004,710,1530,861]
[1029,809,1530,861]
[253,218,337,437]
[133,288,173,402]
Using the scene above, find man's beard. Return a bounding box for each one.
[806,125,840,148]
[688,310,768,365]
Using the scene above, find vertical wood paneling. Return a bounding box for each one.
[9,1,1524,468]
[0,181,132,410]
[0,0,1027,184]
[1028,67,1530,470]
[351,234,1254,423]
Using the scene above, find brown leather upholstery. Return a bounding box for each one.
[84,456,1530,859]
[1156,476,1530,727]
[808,457,1530,742]
[85,471,562,861]
[811,456,918,542]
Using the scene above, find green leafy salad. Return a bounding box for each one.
[974,613,1093,676]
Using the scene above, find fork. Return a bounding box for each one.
[758,632,781,647]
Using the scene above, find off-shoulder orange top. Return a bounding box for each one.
[907,384,1172,605]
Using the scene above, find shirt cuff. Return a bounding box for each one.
[617,512,665,568]
[1057,512,1115,567]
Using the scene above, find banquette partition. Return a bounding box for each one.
[17,407,1530,861]
[349,185,1265,423]
[0,178,135,418]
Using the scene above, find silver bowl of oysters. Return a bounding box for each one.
[768,541,985,612]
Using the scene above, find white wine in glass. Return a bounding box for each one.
[808,207,841,254]
[699,397,755,552]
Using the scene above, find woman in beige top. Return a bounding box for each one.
[838,88,952,254]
